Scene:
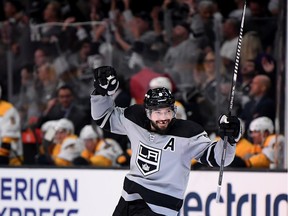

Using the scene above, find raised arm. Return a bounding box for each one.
[90,66,127,135]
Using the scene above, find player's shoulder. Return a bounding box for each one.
[168,119,205,138]
[124,104,148,128]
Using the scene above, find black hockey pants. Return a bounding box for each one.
[112,197,165,216]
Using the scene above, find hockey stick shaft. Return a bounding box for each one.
[216,1,247,203]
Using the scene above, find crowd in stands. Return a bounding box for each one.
[0,0,284,169]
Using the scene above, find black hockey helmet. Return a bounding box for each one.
[144,87,175,109]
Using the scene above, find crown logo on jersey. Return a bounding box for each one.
[142,164,150,171]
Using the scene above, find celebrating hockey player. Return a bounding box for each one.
[90,66,242,216]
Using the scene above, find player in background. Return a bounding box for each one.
[90,66,242,216]
[52,118,83,166]
[0,84,23,165]
[74,124,123,167]
[244,116,285,168]
[37,118,83,166]
[228,119,261,168]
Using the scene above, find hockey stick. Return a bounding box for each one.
[215,1,247,203]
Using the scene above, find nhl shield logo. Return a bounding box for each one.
[136,142,161,176]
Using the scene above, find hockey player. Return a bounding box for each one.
[117,76,187,167]
[75,124,123,167]
[149,76,187,120]
[90,66,241,216]
[0,85,23,165]
[52,118,83,166]
[245,117,285,168]
[228,119,262,168]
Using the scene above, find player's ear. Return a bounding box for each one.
[145,109,152,120]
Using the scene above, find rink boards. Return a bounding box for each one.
[0,167,287,216]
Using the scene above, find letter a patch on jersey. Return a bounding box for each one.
[136,142,161,176]
[163,138,175,151]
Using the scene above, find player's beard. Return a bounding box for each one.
[150,119,171,134]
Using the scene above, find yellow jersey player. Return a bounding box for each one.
[0,85,23,165]
[76,124,123,167]
[246,117,285,168]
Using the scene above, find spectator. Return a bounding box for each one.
[67,40,92,73]
[110,1,163,79]
[245,0,277,53]
[34,62,59,113]
[163,22,201,88]
[197,50,231,134]
[15,64,39,129]
[0,84,23,165]
[254,53,277,98]
[220,18,240,73]
[34,1,63,57]
[128,41,167,104]
[240,31,263,68]
[74,125,123,167]
[33,48,51,68]
[1,0,32,95]
[113,0,158,52]
[236,59,258,110]
[37,84,90,135]
[240,74,275,137]
[33,1,80,58]
[190,0,218,50]
[268,0,280,16]
[228,0,252,20]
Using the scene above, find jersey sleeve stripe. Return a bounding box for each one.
[199,142,218,167]
[95,112,112,131]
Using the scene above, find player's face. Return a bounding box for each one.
[249,130,263,145]
[84,139,97,153]
[54,129,69,143]
[149,107,174,131]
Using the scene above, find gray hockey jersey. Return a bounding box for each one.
[91,95,236,216]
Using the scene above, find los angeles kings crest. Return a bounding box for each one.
[136,142,161,176]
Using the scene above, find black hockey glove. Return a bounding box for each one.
[218,114,242,144]
[92,66,119,96]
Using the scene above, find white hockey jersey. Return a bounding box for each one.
[91,95,235,215]
[0,100,22,162]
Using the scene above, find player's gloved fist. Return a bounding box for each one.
[93,66,119,96]
[218,115,242,144]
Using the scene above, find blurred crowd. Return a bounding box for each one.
[0,0,285,169]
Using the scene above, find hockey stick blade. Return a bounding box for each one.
[216,1,247,203]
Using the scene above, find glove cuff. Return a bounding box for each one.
[91,88,105,96]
